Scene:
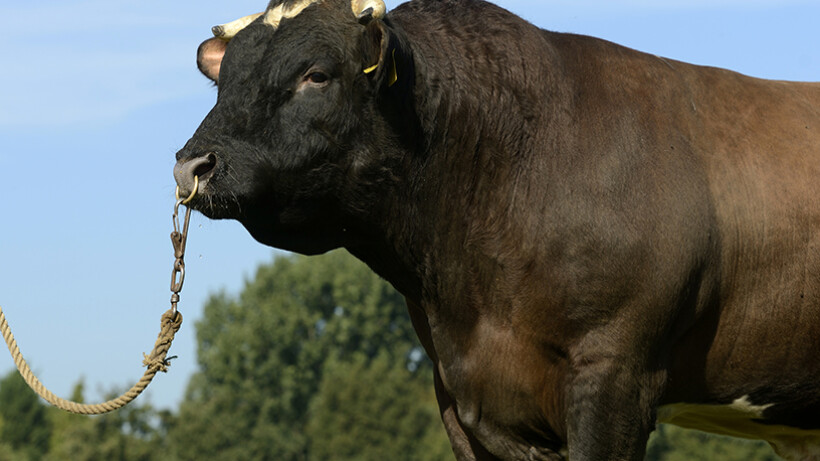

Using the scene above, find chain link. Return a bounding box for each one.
[170,177,198,315]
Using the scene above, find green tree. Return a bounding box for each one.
[307,352,451,461]
[167,250,450,460]
[0,370,51,460]
[43,380,88,461]
[43,381,167,461]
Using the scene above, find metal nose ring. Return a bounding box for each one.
[175,175,199,205]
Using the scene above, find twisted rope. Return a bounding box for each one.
[0,306,182,415]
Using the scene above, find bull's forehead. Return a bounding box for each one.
[264,0,322,29]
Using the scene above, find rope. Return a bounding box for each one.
[0,306,182,415]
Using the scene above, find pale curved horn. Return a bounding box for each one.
[264,1,321,29]
[351,0,386,20]
[211,12,264,40]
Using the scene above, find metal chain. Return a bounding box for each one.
[0,178,198,415]
[171,176,198,316]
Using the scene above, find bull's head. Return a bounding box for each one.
[174,0,413,254]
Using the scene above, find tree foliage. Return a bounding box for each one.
[0,374,164,461]
[0,371,51,459]
[307,353,452,461]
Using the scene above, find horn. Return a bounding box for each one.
[351,0,386,20]
[264,0,320,29]
[211,12,264,40]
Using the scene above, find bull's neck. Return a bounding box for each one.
[347,16,566,306]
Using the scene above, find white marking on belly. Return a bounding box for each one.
[658,396,820,460]
[728,395,774,416]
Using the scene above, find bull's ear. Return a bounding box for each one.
[197,37,227,84]
[361,20,400,89]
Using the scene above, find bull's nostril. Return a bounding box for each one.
[174,153,218,197]
[194,153,217,180]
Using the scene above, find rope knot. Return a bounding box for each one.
[142,353,178,373]
[142,353,172,373]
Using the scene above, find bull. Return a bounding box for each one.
[173,0,820,459]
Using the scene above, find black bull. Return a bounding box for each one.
[173,0,820,459]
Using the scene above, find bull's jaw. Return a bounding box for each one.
[238,211,345,256]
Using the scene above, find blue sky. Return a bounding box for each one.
[1,0,817,411]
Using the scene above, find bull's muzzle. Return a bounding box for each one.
[174,154,216,199]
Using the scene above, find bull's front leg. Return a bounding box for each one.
[565,345,667,460]
[434,368,502,461]
[407,299,498,460]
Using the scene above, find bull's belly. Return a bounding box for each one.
[658,397,820,460]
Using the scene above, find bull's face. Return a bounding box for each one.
[174,0,406,254]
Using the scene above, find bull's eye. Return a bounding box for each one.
[308,72,329,84]
[297,70,331,92]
